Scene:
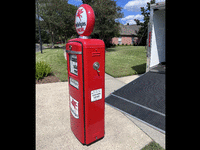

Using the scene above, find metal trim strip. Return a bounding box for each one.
[66,50,82,54]
[111,93,165,117]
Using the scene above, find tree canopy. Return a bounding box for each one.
[36,0,78,45]
[36,0,124,47]
[134,0,155,46]
[82,0,124,47]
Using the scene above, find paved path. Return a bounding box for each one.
[36,74,153,150]
[116,74,142,84]
[35,44,49,52]
[36,44,40,52]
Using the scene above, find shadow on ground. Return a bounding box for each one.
[131,63,146,74]
[105,48,117,52]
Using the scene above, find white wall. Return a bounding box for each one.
[150,9,165,67]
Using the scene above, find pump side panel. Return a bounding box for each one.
[83,39,105,145]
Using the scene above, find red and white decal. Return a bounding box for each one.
[70,95,79,119]
[75,7,87,35]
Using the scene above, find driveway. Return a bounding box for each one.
[36,78,152,149]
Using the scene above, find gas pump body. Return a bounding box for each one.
[66,4,105,145]
[66,24,105,144]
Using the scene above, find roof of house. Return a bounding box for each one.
[120,24,141,36]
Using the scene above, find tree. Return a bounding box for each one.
[56,3,78,43]
[82,0,124,47]
[36,19,51,43]
[134,0,155,46]
[37,0,78,46]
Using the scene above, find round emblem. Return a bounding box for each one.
[75,4,95,36]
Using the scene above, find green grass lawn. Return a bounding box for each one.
[36,48,68,81]
[36,46,147,81]
[41,43,66,47]
[105,46,147,77]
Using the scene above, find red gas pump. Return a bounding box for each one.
[66,4,105,145]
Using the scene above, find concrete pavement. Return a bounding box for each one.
[36,73,165,149]
[115,74,142,84]
[36,74,152,150]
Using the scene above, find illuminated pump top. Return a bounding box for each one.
[75,4,95,39]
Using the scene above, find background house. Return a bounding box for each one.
[112,24,141,45]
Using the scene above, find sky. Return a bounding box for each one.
[68,0,165,25]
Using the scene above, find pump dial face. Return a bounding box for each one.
[93,62,100,70]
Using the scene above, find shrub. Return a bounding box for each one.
[122,43,124,46]
[105,42,113,48]
[67,37,74,43]
[125,43,128,46]
[117,44,119,46]
[36,61,52,80]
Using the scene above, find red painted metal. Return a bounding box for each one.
[66,38,105,145]
[148,31,151,47]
